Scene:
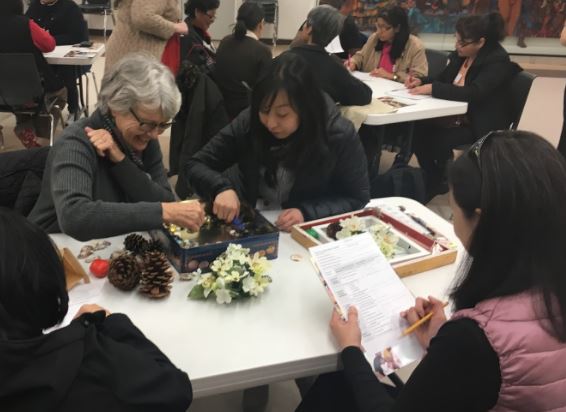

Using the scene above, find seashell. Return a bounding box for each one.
[77,245,94,259]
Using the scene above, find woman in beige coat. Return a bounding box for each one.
[104,0,189,74]
[347,6,427,83]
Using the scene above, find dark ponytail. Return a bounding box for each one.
[233,2,265,41]
[455,11,506,46]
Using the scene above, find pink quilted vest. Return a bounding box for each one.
[452,293,566,412]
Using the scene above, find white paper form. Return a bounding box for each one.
[311,233,424,371]
[386,88,431,101]
[325,35,344,54]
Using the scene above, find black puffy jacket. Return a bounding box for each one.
[185,98,370,221]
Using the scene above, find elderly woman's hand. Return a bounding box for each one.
[213,190,240,223]
[85,127,125,163]
[162,201,205,232]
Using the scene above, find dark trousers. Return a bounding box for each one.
[53,65,83,113]
[557,89,566,158]
[296,371,399,412]
[413,120,474,192]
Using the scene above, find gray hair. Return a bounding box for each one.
[306,5,345,48]
[98,53,181,120]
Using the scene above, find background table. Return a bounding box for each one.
[51,197,462,399]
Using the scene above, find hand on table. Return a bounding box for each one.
[344,60,356,72]
[401,296,447,350]
[86,127,125,163]
[73,303,111,319]
[405,75,422,89]
[370,68,393,80]
[213,189,240,223]
[409,84,432,96]
[275,208,304,232]
[162,200,205,231]
[330,306,362,350]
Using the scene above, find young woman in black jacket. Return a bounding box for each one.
[185,53,370,232]
[406,12,520,200]
[0,209,192,412]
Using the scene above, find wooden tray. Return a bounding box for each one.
[291,208,457,278]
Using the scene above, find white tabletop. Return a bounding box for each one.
[51,197,462,398]
[353,72,468,126]
[44,44,105,66]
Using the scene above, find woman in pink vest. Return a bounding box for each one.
[298,130,566,412]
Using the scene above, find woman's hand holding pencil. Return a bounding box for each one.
[401,297,448,350]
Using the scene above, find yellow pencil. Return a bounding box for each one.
[402,302,449,336]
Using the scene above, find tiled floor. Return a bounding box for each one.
[0,40,452,412]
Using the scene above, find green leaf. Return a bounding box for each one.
[188,284,206,300]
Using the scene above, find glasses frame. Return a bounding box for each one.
[129,109,173,133]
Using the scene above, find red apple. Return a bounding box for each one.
[90,259,110,278]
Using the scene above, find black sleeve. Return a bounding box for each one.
[331,60,373,106]
[341,318,501,412]
[432,58,514,104]
[421,51,459,84]
[109,140,175,203]
[292,117,370,220]
[91,313,193,411]
[54,5,87,45]
[185,111,249,201]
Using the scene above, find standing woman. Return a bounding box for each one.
[214,2,272,118]
[104,0,189,74]
[185,53,370,232]
[407,12,519,200]
[180,0,220,72]
[346,6,428,83]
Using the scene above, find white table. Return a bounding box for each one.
[51,197,462,399]
[353,73,469,126]
[43,44,105,66]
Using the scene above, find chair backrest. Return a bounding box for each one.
[425,49,448,80]
[517,76,566,148]
[509,70,536,129]
[0,54,44,109]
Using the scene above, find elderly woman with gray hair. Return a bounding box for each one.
[29,54,205,241]
[287,5,371,106]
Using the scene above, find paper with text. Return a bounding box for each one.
[310,233,424,373]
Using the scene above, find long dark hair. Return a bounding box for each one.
[0,208,68,340]
[375,6,410,61]
[449,130,566,341]
[234,2,264,41]
[0,0,23,15]
[455,12,506,46]
[250,53,332,183]
[184,0,220,19]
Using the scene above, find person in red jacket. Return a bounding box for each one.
[0,0,66,148]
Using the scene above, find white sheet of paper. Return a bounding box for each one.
[310,233,424,370]
[325,35,344,54]
[387,88,432,101]
[351,71,374,82]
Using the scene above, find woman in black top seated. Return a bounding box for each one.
[180,0,219,73]
[214,2,272,118]
[0,208,192,412]
[185,53,370,232]
[406,12,520,200]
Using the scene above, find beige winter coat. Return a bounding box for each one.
[350,33,428,82]
[104,0,180,74]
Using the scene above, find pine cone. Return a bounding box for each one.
[146,238,165,254]
[108,254,141,291]
[124,234,149,255]
[139,251,174,299]
[326,222,342,240]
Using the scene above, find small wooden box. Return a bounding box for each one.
[291,208,457,278]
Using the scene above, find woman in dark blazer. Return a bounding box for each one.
[214,2,272,118]
[407,12,520,199]
[185,53,370,232]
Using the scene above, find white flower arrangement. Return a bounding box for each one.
[335,217,400,259]
[188,244,272,304]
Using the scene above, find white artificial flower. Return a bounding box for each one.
[242,276,256,293]
[340,216,364,233]
[215,288,232,304]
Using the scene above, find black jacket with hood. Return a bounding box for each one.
[0,312,192,412]
[185,96,370,221]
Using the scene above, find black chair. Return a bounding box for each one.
[0,53,64,146]
[80,0,114,43]
[425,49,448,80]
[509,70,536,129]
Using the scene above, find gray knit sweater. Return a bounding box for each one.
[28,110,175,241]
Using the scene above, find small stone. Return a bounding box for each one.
[290,254,303,262]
